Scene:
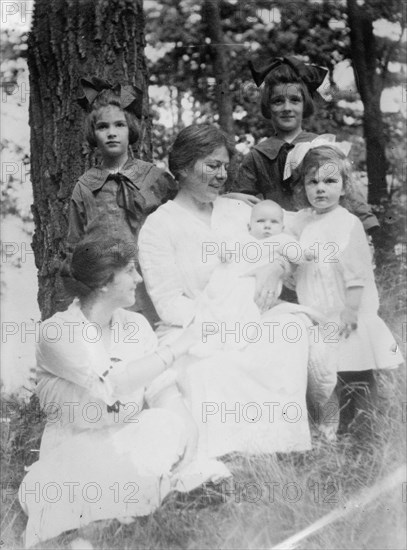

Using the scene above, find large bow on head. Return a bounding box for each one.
[249,56,328,95]
[283,135,352,180]
[77,76,143,118]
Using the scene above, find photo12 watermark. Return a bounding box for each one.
[201,478,342,505]
[201,400,304,424]
[1,320,142,344]
[2,480,141,505]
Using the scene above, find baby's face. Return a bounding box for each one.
[249,204,284,239]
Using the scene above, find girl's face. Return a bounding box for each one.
[269,83,304,135]
[103,261,142,309]
[304,162,345,213]
[181,145,230,203]
[94,106,129,161]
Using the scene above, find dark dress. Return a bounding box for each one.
[67,158,177,324]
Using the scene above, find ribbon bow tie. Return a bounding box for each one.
[107,172,146,227]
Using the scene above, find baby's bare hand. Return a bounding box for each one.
[220,251,234,263]
[339,308,358,339]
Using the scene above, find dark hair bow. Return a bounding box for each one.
[77,76,143,118]
[249,56,328,94]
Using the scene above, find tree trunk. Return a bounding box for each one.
[28,0,150,319]
[202,0,235,139]
[347,0,387,204]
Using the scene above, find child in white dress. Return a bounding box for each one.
[192,200,309,355]
[290,145,403,433]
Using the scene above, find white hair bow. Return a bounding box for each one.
[283,134,352,180]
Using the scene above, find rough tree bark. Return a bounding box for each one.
[347,0,388,204]
[202,0,235,139]
[27,0,150,319]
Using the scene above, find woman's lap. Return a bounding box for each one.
[174,312,311,457]
[20,409,186,546]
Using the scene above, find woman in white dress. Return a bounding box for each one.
[20,236,228,548]
[138,124,315,460]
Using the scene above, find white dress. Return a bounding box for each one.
[20,300,229,548]
[289,206,403,372]
[191,230,305,354]
[138,198,312,458]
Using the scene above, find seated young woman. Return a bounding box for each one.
[20,235,228,548]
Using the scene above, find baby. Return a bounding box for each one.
[192,200,307,355]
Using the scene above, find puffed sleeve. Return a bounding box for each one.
[138,210,196,327]
[66,184,86,254]
[36,314,116,405]
[231,152,261,196]
[340,217,372,288]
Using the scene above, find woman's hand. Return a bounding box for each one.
[223,192,261,207]
[251,262,286,313]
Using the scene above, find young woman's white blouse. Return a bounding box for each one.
[35,298,161,454]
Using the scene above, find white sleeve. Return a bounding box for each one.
[122,310,158,355]
[138,210,197,327]
[36,316,115,405]
[340,217,371,288]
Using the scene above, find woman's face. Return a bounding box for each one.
[104,261,142,309]
[269,83,304,134]
[181,146,230,203]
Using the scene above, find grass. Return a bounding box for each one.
[1,257,406,550]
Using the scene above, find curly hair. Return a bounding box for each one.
[84,89,139,147]
[293,145,361,212]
